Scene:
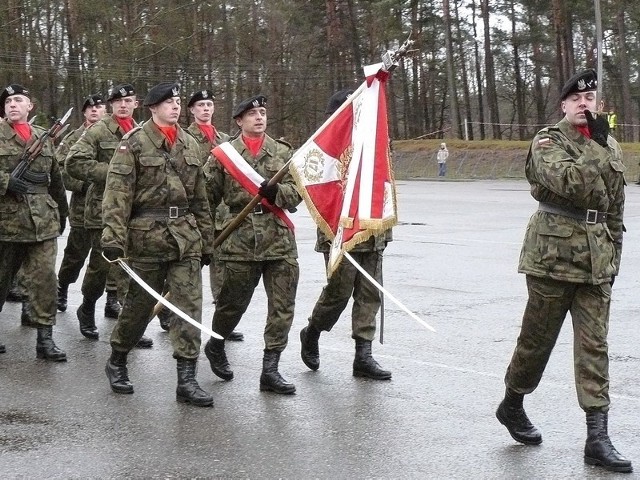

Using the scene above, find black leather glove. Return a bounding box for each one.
[201,254,212,267]
[610,275,616,287]
[59,216,67,235]
[258,180,278,205]
[585,110,610,147]
[103,247,124,262]
[7,177,32,195]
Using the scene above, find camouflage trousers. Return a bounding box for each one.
[110,257,203,359]
[81,229,127,302]
[212,259,299,351]
[309,250,383,342]
[504,275,611,411]
[0,240,57,326]
[57,225,118,291]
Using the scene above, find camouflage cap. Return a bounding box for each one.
[82,93,105,111]
[560,69,597,100]
[232,94,267,118]
[325,89,354,115]
[143,82,180,107]
[107,84,136,102]
[188,89,215,107]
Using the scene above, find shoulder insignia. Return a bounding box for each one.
[537,137,552,148]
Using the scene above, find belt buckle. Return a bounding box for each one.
[169,206,179,219]
[254,204,264,215]
[586,209,598,224]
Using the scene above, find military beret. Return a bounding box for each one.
[325,89,354,115]
[0,84,30,106]
[107,84,136,102]
[82,94,105,111]
[232,94,267,118]
[143,82,180,107]
[560,69,597,100]
[188,89,215,107]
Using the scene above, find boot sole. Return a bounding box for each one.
[110,386,134,394]
[259,384,296,395]
[584,456,633,473]
[495,408,542,445]
[36,351,67,362]
[80,330,99,340]
[353,370,392,380]
[176,395,214,407]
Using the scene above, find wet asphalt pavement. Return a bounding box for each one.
[1,179,640,479]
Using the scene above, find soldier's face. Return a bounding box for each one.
[111,96,138,119]
[151,96,181,127]
[190,100,213,124]
[562,91,597,127]
[4,94,33,123]
[235,107,267,138]
[83,104,106,125]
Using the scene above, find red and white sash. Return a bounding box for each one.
[212,142,294,231]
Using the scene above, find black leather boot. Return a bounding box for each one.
[77,300,99,339]
[0,341,6,354]
[21,301,36,327]
[57,283,68,312]
[176,358,214,407]
[496,389,542,445]
[584,410,633,473]
[135,335,154,349]
[105,350,134,394]
[204,337,233,380]
[158,307,171,331]
[36,326,67,362]
[260,349,296,394]
[6,279,24,302]
[300,324,321,371]
[104,290,121,319]
[227,330,244,341]
[353,339,392,380]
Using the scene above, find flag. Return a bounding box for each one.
[290,63,398,276]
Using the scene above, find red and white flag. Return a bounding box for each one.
[290,63,397,275]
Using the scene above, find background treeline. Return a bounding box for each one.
[1,0,639,145]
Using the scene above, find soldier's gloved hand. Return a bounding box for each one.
[59,216,67,235]
[201,254,212,267]
[258,180,278,205]
[103,247,124,262]
[7,177,31,195]
[585,110,610,147]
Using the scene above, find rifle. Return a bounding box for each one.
[10,107,73,181]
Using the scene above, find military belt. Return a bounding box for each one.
[229,204,266,215]
[133,206,190,219]
[538,202,607,225]
[24,185,49,194]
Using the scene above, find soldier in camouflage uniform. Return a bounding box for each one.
[102,82,215,407]
[55,94,107,312]
[184,89,243,341]
[205,94,301,394]
[300,90,392,380]
[0,84,68,360]
[66,84,152,348]
[496,70,632,473]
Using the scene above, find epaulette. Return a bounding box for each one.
[121,126,143,140]
[276,137,293,149]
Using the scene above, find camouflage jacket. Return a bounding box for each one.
[315,228,392,253]
[208,134,301,261]
[518,117,625,285]
[0,121,68,242]
[187,122,230,230]
[101,121,215,263]
[56,124,87,227]
[66,115,137,229]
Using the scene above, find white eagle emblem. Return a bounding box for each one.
[577,79,587,91]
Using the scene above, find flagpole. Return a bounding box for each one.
[344,252,435,333]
